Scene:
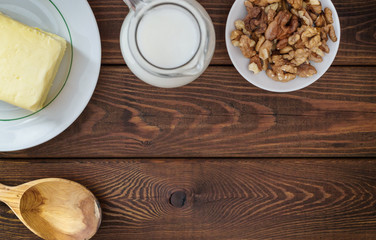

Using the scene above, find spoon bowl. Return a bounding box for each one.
[0,178,101,240]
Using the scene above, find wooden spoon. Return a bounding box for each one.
[0,178,101,240]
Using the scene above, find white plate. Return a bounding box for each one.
[225,0,341,92]
[0,0,101,151]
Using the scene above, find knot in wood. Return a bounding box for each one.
[169,191,186,208]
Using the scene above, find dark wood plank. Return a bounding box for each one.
[0,158,375,240]
[89,0,376,66]
[1,66,375,158]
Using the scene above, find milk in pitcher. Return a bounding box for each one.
[136,4,201,69]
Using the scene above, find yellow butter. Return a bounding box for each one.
[0,12,67,112]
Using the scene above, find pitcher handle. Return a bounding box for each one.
[124,0,144,11]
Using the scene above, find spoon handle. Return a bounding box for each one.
[0,183,11,203]
[0,183,21,210]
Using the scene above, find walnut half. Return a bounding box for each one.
[235,20,251,35]
[248,55,263,74]
[259,40,273,60]
[239,35,256,58]
[297,63,317,77]
[287,0,303,9]
[266,68,296,82]
[231,30,243,47]
[324,7,334,24]
[249,0,281,7]
[327,24,337,42]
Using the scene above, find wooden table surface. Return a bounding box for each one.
[1,0,376,239]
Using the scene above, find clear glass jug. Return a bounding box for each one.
[120,0,216,88]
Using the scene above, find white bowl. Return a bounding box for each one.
[225,0,341,92]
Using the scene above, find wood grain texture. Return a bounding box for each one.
[0,159,375,240]
[89,0,376,65]
[1,66,375,158]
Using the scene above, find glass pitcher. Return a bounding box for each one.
[120,0,216,88]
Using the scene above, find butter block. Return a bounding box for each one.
[0,12,67,112]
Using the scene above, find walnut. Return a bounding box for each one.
[249,0,281,7]
[280,15,299,40]
[294,39,306,49]
[266,8,277,24]
[327,24,337,42]
[301,26,321,48]
[231,30,243,47]
[307,34,321,48]
[248,55,263,74]
[287,0,303,9]
[315,14,326,27]
[259,40,273,60]
[271,54,285,65]
[271,41,277,51]
[262,58,269,71]
[298,9,314,26]
[235,20,244,30]
[291,48,310,66]
[279,46,294,54]
[324,7,334,24]
[235,20,251,35]
[319,40,330,53]
[308,0,322,14]
[281,0,288,10]
[266,68,296,82]
[297,25,308,35]
[311,47,325,57]
[301,26,318,40]
[309,52,323,62]
[309,11,318,21]
[265,10,299,40]
[288,33,300,45]
[283,50,295,60]
[255,35,266,52]
[271,55,295,72]
[281,64,297,73]
[264,19,279,40]
[239,35,257,58]
[280,46,293,54]
[250,32,260,42]
[297,63,317,77]
[276,38,288,50]
[265,2,279,13]
[309,0,320,5]
[320,27,328,41]
[244,7,268,34]
[290,8,299,17]
[244,0,254,12]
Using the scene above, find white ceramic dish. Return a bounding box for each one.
[0,0,101,151]
[225,0,341,92]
